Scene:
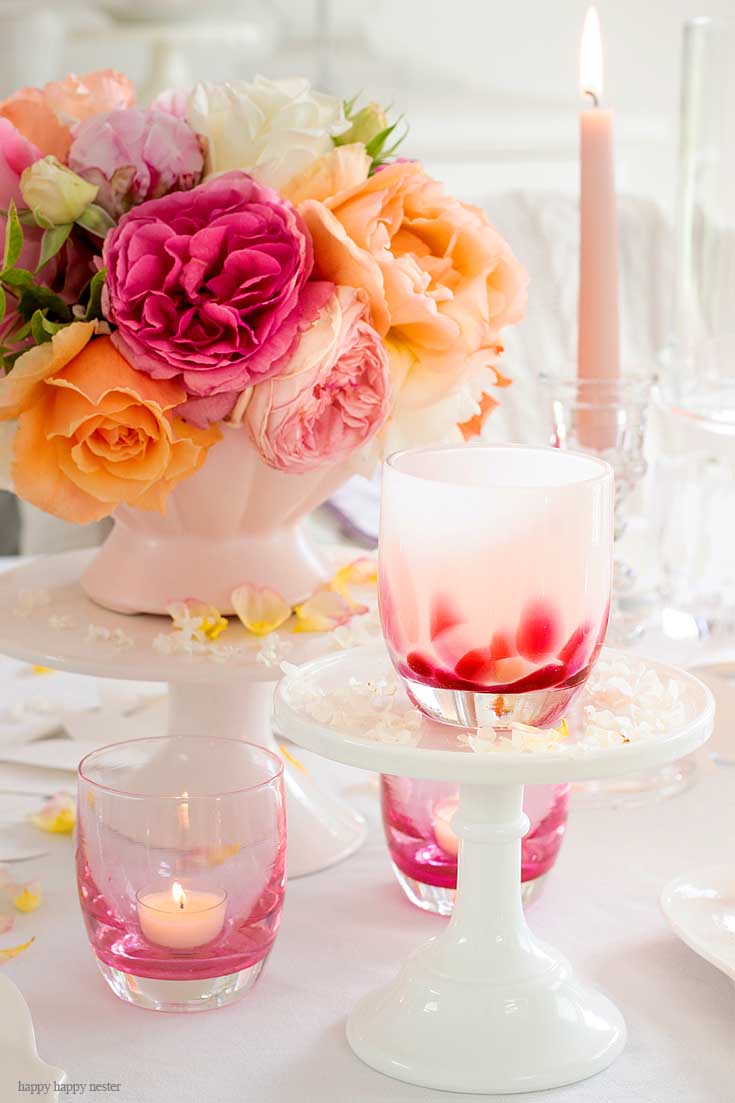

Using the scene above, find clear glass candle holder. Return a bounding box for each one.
[540,370,653,645]
[77,736,286,1013]
[381,776,569,915]
[379,444,613,730]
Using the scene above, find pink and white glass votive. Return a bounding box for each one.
[77,736,286,1012]
[379,445,614,730]
[381,776,570,914]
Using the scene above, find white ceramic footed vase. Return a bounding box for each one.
[82,423,359,615]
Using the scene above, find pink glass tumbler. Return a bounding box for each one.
[381,776,570,914]
[379,444,614,730]
[77,736,286,1012]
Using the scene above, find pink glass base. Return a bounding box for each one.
[78,858,282,1009]
[392,866,551,917]
[381,777,569,915]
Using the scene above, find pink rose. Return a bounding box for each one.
[69,109,204,218]
[102,171,320,423]
[244,286,392,472]
[0,70,135,161]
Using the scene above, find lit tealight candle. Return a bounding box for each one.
[137,881,227,950]
[432,797,459,858]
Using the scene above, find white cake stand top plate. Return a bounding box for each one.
[274,644,714,785]
[0,550,379,685]
[661,866,735,982]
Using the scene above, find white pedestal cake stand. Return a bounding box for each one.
[273,644,715,1094]
[0,549,370,878]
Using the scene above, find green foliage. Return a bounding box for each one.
[2,201,23,272]
[83,268,107,322]
[36,223,73,273]
[338,94,408,172]
[0,202,78,372]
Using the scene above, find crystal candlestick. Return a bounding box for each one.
[77,736,286,1012]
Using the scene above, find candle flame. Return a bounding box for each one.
[178,791,190,832]
[172,881,186,910]
[580,5,603,103]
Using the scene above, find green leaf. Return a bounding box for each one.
[0,208,38,228]
[343,90,363,117]
[365,122,398,160]
[367,119,409,173]
[29,309,59,345]
[6,317,33,344]
[84,268,107,321]
[36,223,73,273]
[0,284,5,327]
[75,203,115,239]
[2,199,24,273]
[0,267,34,290]
[16,284,72,325]
[41,314,67,337]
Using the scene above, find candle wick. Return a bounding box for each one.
[583,89,600,108]
[179,899,184,909]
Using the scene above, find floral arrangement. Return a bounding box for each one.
[0,72,527,526]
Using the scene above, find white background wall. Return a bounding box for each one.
[1,0,733,204]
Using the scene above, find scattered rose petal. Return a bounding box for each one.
[334,558,377,588]
[293,588,353,633]
[12,882,41,913]
[279,743,308,773]
[231,583,291,636]
[0,912,14,935]
[29,792,75,835]
[0,936,34,962]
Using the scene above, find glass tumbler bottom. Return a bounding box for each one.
[96,955,267,1012]
[403,674,584,730]
[392,865,550,917]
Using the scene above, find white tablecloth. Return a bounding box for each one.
[2,693,734,1103]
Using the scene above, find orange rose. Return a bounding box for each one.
[0,70,135,160]
[2,324,219,524]
[298,160,528,411]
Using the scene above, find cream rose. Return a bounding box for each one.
[20,156,98,226]
[187,76,347,190]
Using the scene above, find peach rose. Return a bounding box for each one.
[298,160,528,411]
[281,144,370,206]
[2,325,218,524]
[0,70,135,161]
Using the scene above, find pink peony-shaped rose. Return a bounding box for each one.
[68,109,204,218]
[244,286,392,472]
[102,171,320,423]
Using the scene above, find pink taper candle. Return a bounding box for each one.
[578,7,620,448]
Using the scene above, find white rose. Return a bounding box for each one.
[187,75,348,191]
[0,421,16,491]
[382,353,502,455]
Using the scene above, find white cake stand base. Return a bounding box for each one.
[348,783,624,1094]
[0,550,369,878]
[274,645,714,1094]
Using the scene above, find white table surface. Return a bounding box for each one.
[1,558,734,1103]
